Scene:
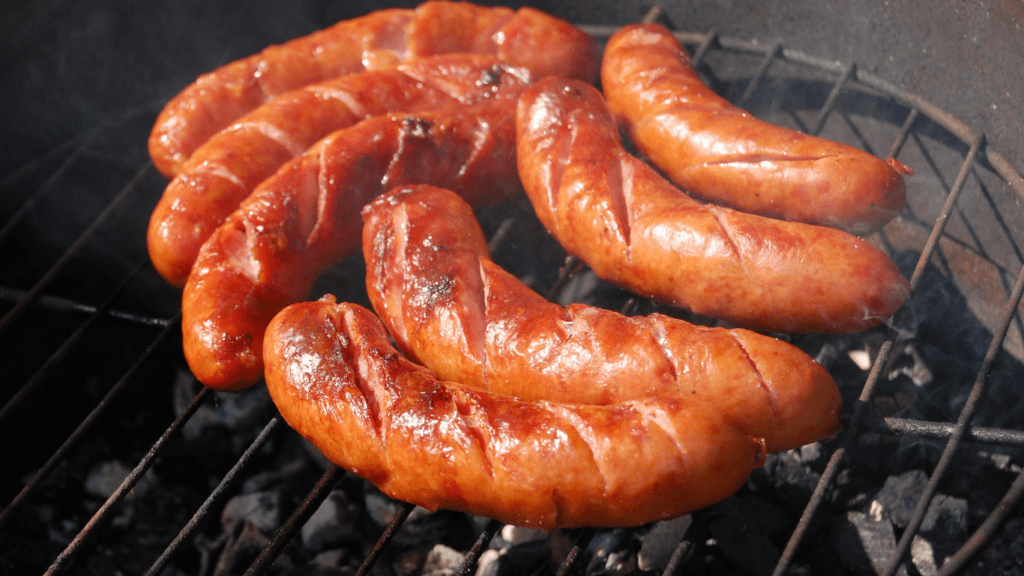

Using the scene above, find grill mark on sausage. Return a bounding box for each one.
[706,206,746,272]
[338,305,386,436]
[450,389,496,480]
[549,405,606,495]
[727,332,780,422]
[679,153,844,170]
[607,153,633,249]
[647,316,681,389]
[247,119,311,157]
[478,260,493,392]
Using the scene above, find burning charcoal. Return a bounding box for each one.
[421,544,465,576]
[636,515,692,572]
[221,490,282,537]
[301,489,358,553]
[832,511,909,576]
[870,470,928,528]
[910,494,967,576]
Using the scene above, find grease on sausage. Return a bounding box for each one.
[264,298,765,530]
[601,23,909,235]
[362,185,840,453]
[182,104,520,391]
[149,1,598,177]
[515,77,910,334]
[148,55,530,286]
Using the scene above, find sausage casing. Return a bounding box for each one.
[182,102,521,391]
[362,185,840,453]
[601,23,909,235]
[515,77,910,334]
[148,55,530,286]
[148,1,598,177]
[264,298,765,530]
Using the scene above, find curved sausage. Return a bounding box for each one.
[149,1,598,177]
[263,297,765,530]
[515,77,910,334]
[362,185,840,453]
[182,104,520,391]
[148,55,531,286]
[601,23,909,235]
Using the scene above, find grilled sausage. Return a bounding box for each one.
[148,55,530,287]
[601,23,910,235]
[149,1,598,177]
[362,185,840,453]
[263,297,766,529]
[515,77,910,334]
[182,104,520,391]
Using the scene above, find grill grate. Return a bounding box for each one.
[2,8,1023,576]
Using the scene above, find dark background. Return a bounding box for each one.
[2,0,1022,180]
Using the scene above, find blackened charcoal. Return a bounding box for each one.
[637,515,692,572]
[301,490,358,553]
[910,494,967,576]
[421,544,465,576]
[221,490,282,536]
[832,511,909,576]
[870,470,928,529]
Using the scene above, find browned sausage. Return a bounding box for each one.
[182,104,520,391]
[515,77,910,334]
[263,297,766,529]
[362,185,840,453]
[148,1,598,177]
[601,23,910,235]
[148,55,530,287]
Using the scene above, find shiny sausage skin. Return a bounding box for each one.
[516,77,910,334]
[182,104,520,391]
[362,185,840,453]
[601,24,909,235]
[148,1,599,177]
[263,298,765,529]
[148,55,530,287]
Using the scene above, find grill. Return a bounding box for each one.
[2,2,1023,575]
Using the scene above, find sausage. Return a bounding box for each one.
[148,55,531,287]
[148,1,599,178]
[601,23,910,235]
[182,104,520,391]
[263,297,766,529]
[362,185,840,453]
[515,77,910,334]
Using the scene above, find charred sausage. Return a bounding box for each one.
[515,77,910,334]
[182,104,520,391]
[362,185,840,452]
[263,297,766,529]
[601,23,909,235]
[148,55,530,286]
[149,1,598,177]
